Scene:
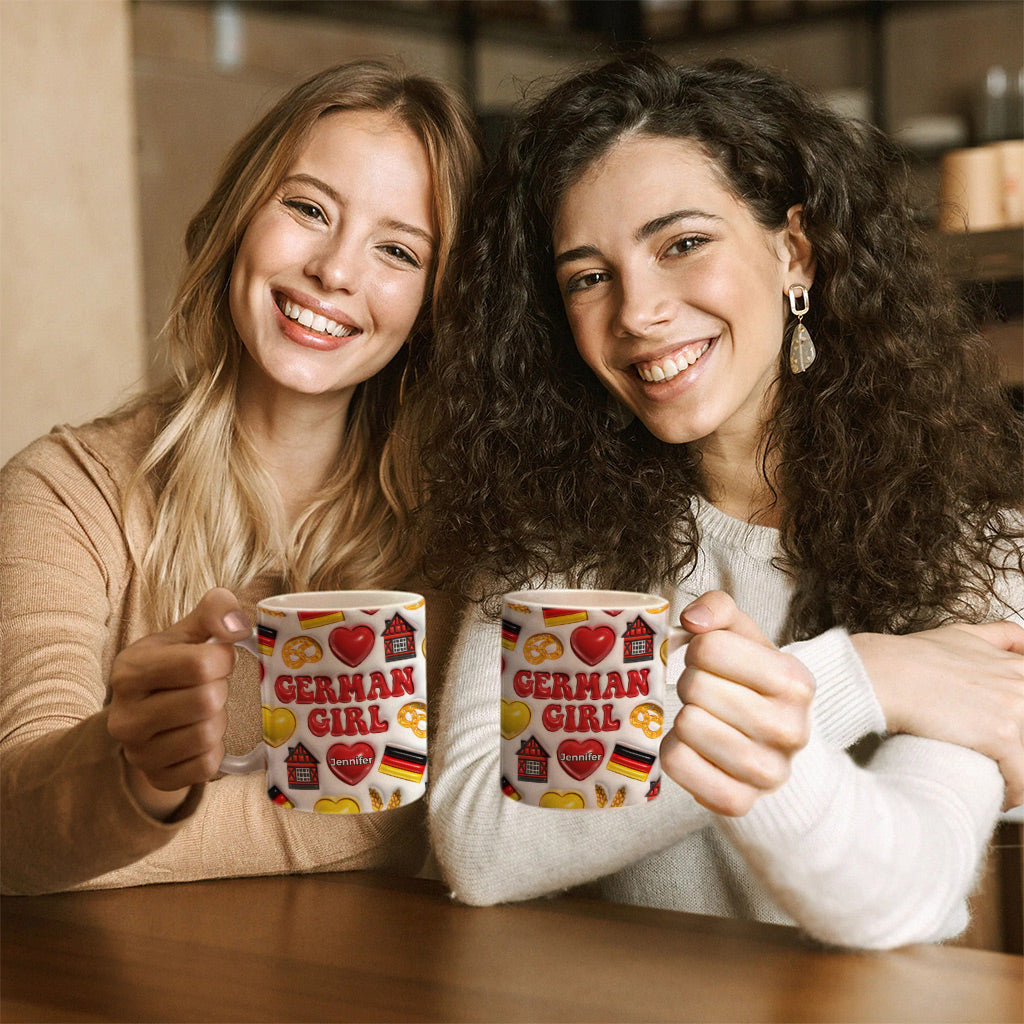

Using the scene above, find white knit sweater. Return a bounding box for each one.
[428,500,1016,949]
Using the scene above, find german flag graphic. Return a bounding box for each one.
[500,619,522,650]
[500,776,522,801]
[607,743,656,782]
[257,625,278,656]
[297,609,345,629]
[267,785,294,809]
[542,608,588,626]
[378,745,427,783]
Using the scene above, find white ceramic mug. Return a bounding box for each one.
[498,590,685,809]
[221,590,428,814]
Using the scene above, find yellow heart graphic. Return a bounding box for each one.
[539,790,586,810]
[660,639,668,665]
[314,797,361,814]
[262,705,296,747]
[500,699,531,740]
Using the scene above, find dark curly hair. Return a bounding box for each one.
[412,52,1023,639]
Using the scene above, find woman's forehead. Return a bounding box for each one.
[553,135,725,236]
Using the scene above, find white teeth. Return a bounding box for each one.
[636,342,710,382]
[281,298,357,338]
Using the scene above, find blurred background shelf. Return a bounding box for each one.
[242,0,1008,131]
[947,225,1024,284]
[944,228,1024,395]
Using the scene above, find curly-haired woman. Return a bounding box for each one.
[417,53,1023,948]
[1,60,482,894]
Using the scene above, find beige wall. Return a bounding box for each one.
[1,0,145,465]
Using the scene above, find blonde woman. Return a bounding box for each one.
[1,60,482,894]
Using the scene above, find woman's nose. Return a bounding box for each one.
[612,269,674,338]
[305,236,362,293]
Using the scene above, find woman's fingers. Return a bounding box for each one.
[130,736,229,793]
[108,677,230,747]
[681,590,772,646]
[660,728,764,817]
[956,620,1024,656]
[683,629,815,701]
[107,589,247,791]
[853,624,1024,810]
[121,704,228,776]
[679,661,813,752]
[161,587,251,646]
[111,638,237,697]
[670,700,795,792]
[662,593,815,815]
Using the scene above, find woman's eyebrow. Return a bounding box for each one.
[281,173,435,248]
[555,209,724,267]
[635,209,722,242]
[281,173,342,204]
[379,217,435,249]
[554,244,602,268]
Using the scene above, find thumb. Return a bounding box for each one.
[165,587,251,645]
[680,590,773,648]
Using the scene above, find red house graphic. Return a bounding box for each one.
[623,617,655,662]
[516,735,549,783]
[284,742,320,789]
[382,613,417,662]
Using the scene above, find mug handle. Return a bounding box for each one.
[218,633,267,775]
[667,624,690,661]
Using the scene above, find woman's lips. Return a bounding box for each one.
[633,337,715,382]
[275,294,360,340]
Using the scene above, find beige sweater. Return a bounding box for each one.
[1,406,461,895]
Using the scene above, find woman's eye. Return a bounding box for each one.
[284,199,326,222]
[380,244,421,269]
[566,271,609,294]
[664,235,707,257]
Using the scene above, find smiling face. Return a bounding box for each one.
[553,133,812,454]
[229,108,436,409]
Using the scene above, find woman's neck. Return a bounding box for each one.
[693,427,782,528]
[236,376,353,526]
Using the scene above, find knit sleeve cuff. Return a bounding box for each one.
[785,627,886,749]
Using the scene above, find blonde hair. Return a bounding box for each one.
[128,60,482,626]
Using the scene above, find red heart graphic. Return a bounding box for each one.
[328,625,375,667]
[557,739,605,781]
[326,742,376,785]
[570,625,615,665]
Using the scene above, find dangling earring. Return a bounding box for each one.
[787,284,816,374]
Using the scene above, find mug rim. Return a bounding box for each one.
[258,590,424,612]
[503,588,665,608]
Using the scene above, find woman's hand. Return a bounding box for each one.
[660,591,815,817]
[852,623,1024,810]
[107,588,251,819]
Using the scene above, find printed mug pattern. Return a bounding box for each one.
[256,597,427,813]
[500,601,667,808]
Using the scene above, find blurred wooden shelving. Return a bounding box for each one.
[943,228,1024,392]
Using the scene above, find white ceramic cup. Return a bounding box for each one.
[220,590,428,814]
[498,589,686,809]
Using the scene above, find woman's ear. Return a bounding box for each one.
[783,204,816,289]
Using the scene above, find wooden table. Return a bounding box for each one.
[3,871,1021,1023]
